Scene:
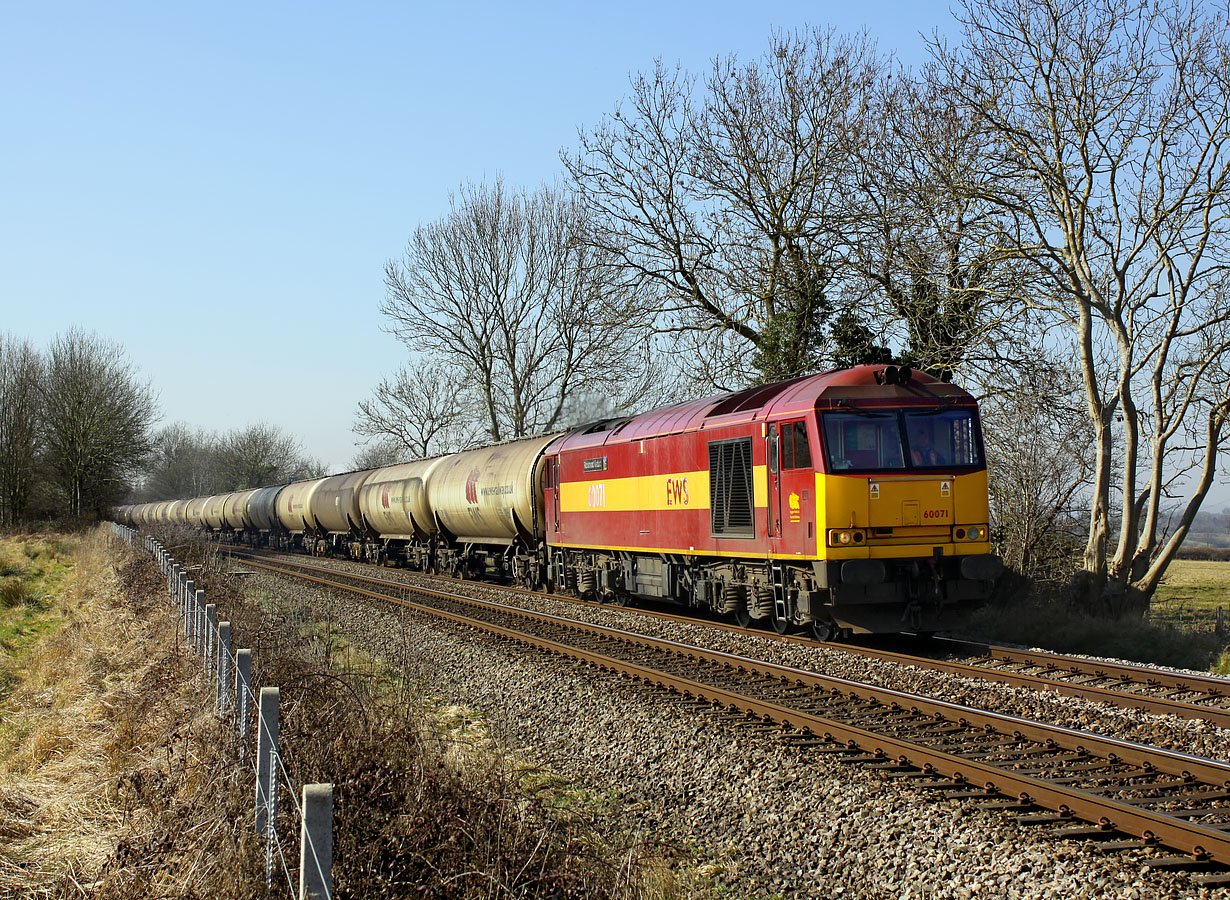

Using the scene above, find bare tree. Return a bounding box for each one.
[932,0,1230,613]
[566,29,887,388]
[0,335,44,525]
[847,75,1036,382]
[41,329,157,518]
[217,423,320,489]
[381,178,655,441]
[354,358,481,458]
[144,422,221,499]
[983,361,1094,580]
[350,438,410,471]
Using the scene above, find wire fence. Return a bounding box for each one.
[109,523,333,900]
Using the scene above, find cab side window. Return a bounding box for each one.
[781,421,813,469]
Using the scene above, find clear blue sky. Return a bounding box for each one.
[2,0,957,473]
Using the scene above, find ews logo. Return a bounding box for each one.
[665,477,689,506]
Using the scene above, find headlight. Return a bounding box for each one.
[828,529,865,546]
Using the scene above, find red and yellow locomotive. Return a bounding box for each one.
[118,364,1001,639]
[544,364,1001,639]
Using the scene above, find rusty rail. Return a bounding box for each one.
[229,548,1230,731]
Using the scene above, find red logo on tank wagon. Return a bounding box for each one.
[382,487,390,509]
[465,468,481,505]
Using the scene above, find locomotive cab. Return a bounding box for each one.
[813,370,1002,634]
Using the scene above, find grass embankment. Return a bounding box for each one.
[0,536,76,697]
[162,531,714,899]
[0,528,720,899]
[0,529,245,898]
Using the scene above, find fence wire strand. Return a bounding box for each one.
[143,534,329,900]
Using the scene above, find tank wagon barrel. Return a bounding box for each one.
[303,470,377,556]
[424,434,559,582]
[355,456,447,568]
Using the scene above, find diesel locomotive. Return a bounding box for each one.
[116,364,1002,639]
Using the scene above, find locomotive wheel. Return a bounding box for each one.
[614,591,630,607]
[809,619,835,642]
[733,606,751,628]
[768,607,790,635]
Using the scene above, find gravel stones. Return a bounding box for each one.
[237,563,1220,899]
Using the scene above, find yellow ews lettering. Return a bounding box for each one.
[665,476,690,506]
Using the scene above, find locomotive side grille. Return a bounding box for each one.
[709,437,754,536]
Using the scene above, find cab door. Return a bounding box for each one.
[766,424,782,544]
[777,420,816,556]
[548,456,561,533]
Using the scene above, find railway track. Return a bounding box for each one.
[231,551,1230,882]
[228,547,1230,731]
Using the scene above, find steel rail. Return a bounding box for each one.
[239,553,1230,865]
[229,548,1230,730]
[936,637,1230,698]
[807,641,1230,729]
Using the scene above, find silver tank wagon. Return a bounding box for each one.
[427,434,559,545]
[357,456,449,540]
[310,470,377,536]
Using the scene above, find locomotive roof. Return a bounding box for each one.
[556,365,976,451]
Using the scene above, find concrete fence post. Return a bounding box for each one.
[256,687,280,835]
[266,748,280,892]
[191,587,201,645]
[170,564,179,602]
[183,580,195,636]
[205,604,217,673]
[236,649,253,753]
[299,784,333,900]
[194,591,206,655]
[217,622,231,714]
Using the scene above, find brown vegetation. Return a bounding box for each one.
[0,529,707,899]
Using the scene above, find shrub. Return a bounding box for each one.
[966,592,1226,670]
[0,579,36,610]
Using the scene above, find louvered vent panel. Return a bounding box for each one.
[709,437,754,536]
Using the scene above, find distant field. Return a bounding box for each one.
[1151,559,1230,630]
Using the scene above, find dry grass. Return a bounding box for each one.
[0,529,727,899]
[0,530,258,899]
[164,532,725,900]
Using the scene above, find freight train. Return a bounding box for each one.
[115,365,1002,639]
